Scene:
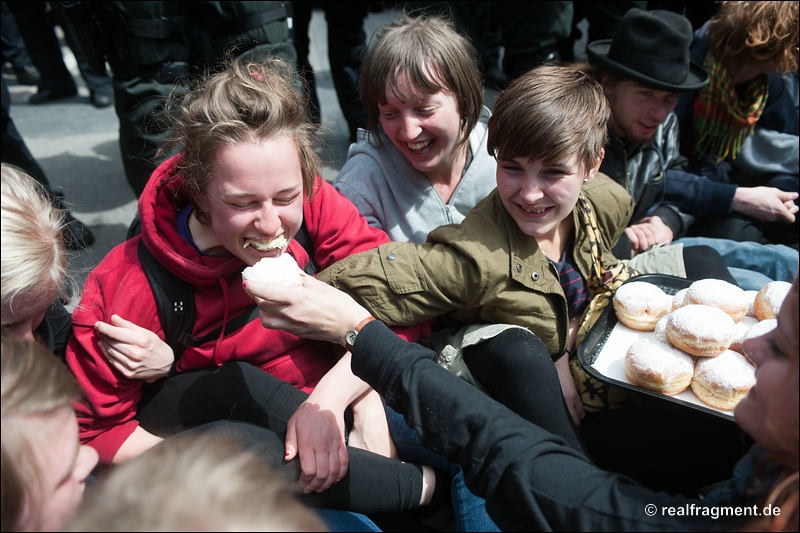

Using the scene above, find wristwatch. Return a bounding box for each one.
[345,317,376,350]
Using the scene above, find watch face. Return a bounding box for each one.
[346,330,357,347]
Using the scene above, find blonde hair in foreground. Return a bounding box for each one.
[1,334,83,532]
[1,163,70,313]
[67,432,327,532]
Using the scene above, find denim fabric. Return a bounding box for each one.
[386,406,500,532]
[675,237,799,290]
[315,509,382,532]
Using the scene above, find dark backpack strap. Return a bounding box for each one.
[138,241,261,360]
[294,221,317,275]
[137,220,316,366]
[137,239,196,358]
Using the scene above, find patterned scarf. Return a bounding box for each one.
[569,194,638,413]
[692,53,769,162]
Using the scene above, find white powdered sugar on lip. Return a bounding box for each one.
[242,254,305,286]
[243,234,289,252]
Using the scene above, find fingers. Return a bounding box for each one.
[284,423,298,462]
[623,227,641,252]
[297,448,339,494]
[625,225,655,253]
[243,279,295,305]
[781,201,799,223]
[336,446,349,484]
[109,313,135,328]
[95,316,140,344]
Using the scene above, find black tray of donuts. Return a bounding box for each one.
[576,273,784,420]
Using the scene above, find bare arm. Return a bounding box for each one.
[112,425,164,464]
[244,276,393,493]
[558,315,585,426]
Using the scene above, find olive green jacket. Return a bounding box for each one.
[319,174,635,358]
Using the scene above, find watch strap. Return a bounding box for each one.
[346,316,376,349]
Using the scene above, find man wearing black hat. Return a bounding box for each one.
[583,8,799,291]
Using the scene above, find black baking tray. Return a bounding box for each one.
[576,273,736,421]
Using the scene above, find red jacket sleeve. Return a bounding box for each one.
[66,240,162,464]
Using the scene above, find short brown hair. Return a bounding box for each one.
[160,56,321,225]
[488,64,610,174]
[359,12,483,150]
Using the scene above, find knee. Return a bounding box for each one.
[481,328,551,371]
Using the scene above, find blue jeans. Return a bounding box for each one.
[315,509,382,532]
[385,406,500,532]
[675,236,799,290]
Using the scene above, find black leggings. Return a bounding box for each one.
[135,362,423,514]
[462,328,588,455]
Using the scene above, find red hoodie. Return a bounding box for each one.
[66,155,428,464]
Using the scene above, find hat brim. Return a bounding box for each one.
[587,40,709,92]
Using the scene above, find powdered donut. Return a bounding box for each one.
[754,281,792,321]
[691,349,756,411]
[242,254,305,287]
[738,318,777,364]
[743,318,778,344]
[744,290,758,318]
[624,338,695,395]
[729,316,758,355]
[665,304,735,357]
[671,288,688,311]
[613,281,673,331]
[653,314,669,343]
[683,278,749,323]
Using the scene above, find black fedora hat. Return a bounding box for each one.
[586,8,708,92]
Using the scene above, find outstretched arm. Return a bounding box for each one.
[350,320,717,532]
[243,276,717,531]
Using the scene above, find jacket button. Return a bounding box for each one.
[531,272,539,281]
[516,263,523,272]
[387,253,397,260]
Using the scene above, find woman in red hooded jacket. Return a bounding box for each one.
[65,55,439,517]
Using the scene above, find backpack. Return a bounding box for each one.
[136,222,317,369]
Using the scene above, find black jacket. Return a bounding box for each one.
[351,320,731,532]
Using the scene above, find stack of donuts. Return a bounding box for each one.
[613,279,791,411]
